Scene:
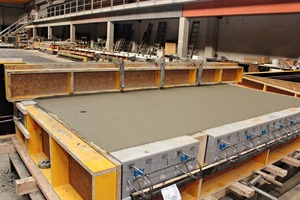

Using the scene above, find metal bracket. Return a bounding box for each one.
[119,58,125,91]
[159,58,165,88]
[196,60,203,85]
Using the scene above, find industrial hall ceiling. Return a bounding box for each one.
[0,0,32,3]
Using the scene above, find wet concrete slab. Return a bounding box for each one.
[37,84,300,152]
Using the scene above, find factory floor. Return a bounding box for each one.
[0,48,73,63]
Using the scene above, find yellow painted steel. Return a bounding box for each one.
[31,152,52,184]
[50,137,69,188]
[66,72,72,94]
[26,105,116,173]
[26,115,43,155]
[55,184,83,200]
[189,69,197,84]
[155,70,160,87]
[5,73,10,101]
[214,69,222,82]
[22,105,117,200]
[94,171,117,200]
[115,71,120,90]
[184,180,201,198]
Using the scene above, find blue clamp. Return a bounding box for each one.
[219,143,227,150]
[279,124,284,129]
[290,121,295,125]
[246,134,252,140]
[261,129,267,135]
[133,168,144,178]
[180,155,189,162]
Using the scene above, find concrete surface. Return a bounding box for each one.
[37,84,300,152]
[0,154,11,173]
[0,49,73,63]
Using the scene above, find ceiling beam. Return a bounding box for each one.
[0,0,32,4]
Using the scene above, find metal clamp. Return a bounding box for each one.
[127,165,153,199]
[175,151,202,180]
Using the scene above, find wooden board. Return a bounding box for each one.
[42,129,50,159]
[281,156,300,167]
[264,165,287,177]
[228,182,255,198]
[245,74,300,93]
[266,86,295,97]
[69,154,92,200]
[74,71,116,92]
[5,64,243,101]
[124,70,157,88]
[16,177,39,195]
[164,70,190,85]
[241,78,264,90]
[201,69,217,83]
[9,152,46,200]
[10,73,69,98]
[222,69,238,82]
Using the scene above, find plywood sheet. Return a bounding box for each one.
[74,72,116,92]
[124,70,157,88]
[201,69,217,83]
[69,155,92,200]
[164,70,190,85]
[10,73,68,97]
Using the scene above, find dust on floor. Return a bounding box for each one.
[0,169,29,200]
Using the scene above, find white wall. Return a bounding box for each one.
[216,14,300,60]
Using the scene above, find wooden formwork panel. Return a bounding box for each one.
[10,73,69,97]
[69,154,92,200]
[266,86,295,97]
[17,105,118,200]
[74,71,117,92]
[164,70,191,86]
[241,78,264,90]
[5,63,243,101]
[222,69,239,82]
[124,70,158,88]
[201,69,218,83]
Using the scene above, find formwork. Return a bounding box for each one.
[4,62,300,200]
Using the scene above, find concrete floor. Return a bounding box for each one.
[0,49,73,63]
[37,84,300,152]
